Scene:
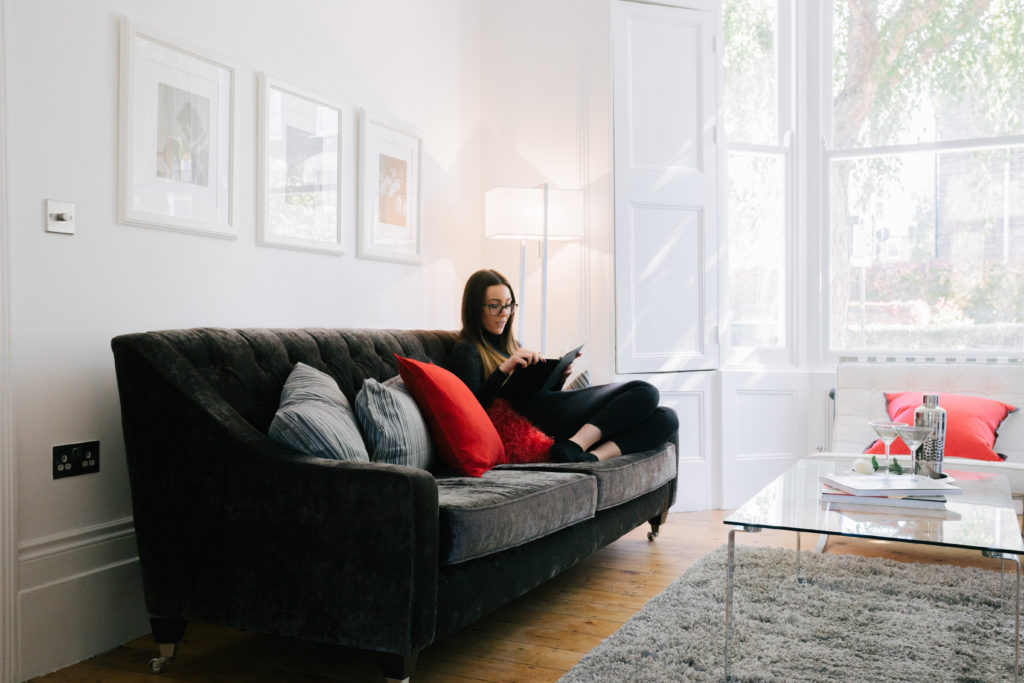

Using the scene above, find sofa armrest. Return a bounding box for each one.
[112,335,439,654]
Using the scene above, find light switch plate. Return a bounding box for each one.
[46,199,75,234]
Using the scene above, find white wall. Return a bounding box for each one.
[5,0,483,678]
[0,1,16,680]
[479,0,590,359]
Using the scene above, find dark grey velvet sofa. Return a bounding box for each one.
[111,327,678,680]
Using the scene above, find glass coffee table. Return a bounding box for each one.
[723,455,1024,681]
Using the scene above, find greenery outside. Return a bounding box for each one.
[829,0,1024,353]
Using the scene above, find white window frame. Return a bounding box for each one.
[818,7,1024,362]
[722,0,798,368]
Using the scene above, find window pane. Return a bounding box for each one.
[723,0,777,145]
[829,148,1024,352]
[832,1,1024,149]
[727,151,785,347]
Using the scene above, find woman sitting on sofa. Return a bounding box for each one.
[450,268,678,463]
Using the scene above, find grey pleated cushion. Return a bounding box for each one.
[435,469,597,564]
[268,362,369,461]
[563,369,592,391]
[497,442,676,510]
[355,375,436,470]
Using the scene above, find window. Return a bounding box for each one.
[723,0,794,363]
[826,1,1024,354]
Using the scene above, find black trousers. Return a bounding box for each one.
[515,380,678,454]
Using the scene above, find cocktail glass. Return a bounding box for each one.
[892,423,935,480]
[868,420,900,475]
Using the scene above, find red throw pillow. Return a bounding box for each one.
[395,355,504,476]
[865,392,1017,462]
[486,399,554,464]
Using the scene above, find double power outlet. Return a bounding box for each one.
[53,441,100,479]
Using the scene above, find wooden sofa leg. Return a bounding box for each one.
[148,617,187,674]
[647,508,670,541]
[380,650,419,682]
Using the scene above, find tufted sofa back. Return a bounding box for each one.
[112,327,459,434]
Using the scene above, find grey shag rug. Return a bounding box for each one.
[561,545,1020,682]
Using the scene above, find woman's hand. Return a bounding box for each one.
[500,348,542,374]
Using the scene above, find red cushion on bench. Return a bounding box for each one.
[865,392,1017,462]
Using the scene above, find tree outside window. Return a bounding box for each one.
[723,0,791,358]
[828,0,1024,353]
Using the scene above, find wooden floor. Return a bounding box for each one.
[30,509,1011,683]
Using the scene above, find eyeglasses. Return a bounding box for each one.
[483,303,518,315]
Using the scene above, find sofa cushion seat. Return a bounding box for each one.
[497,443,676,510]
[436,469,597,564]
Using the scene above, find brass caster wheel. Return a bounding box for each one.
[149,656,170,674]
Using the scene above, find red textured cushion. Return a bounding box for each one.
[865,392,1017,462]
[395,355,504,476]
[486,399,554,464]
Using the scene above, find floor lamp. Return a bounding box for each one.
[484,184,583,354]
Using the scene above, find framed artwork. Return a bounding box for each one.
[357,110,422,264]
[118,17,236,238]
[257,74,350,255]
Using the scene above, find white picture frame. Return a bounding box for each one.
[118,17,236,238]
[257,74,350,255]
[357,110,422,264]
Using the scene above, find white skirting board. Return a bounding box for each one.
[17,518,148,680]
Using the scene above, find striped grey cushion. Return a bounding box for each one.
[563,369,592,391]
[268,362,369,461]
[355,375,436,470]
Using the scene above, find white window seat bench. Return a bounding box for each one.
[816,360,1024,497]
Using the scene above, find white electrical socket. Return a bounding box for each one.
[46,199,75,235]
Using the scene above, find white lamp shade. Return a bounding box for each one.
[485,186,584,240]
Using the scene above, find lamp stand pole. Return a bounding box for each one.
[540,183,549,355]
[518,239,526,344]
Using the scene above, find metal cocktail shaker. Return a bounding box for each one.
[914,394,947,478]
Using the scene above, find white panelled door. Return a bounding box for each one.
[612,0,719,374]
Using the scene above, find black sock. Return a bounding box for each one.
[549,440,599,463]
[549,440,584,462]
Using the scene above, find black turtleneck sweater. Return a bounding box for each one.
[450,331,509,408]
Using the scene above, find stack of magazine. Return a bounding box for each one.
[820,472,962,517]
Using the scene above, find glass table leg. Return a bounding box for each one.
[796,532,805,583]
[726,529,735,682]
[983,550,1020,682]
[725,525,761,681]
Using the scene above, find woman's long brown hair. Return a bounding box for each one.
[460,269,519,377]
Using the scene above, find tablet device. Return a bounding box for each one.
[539,344,584,393]
[498,344,584,403]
